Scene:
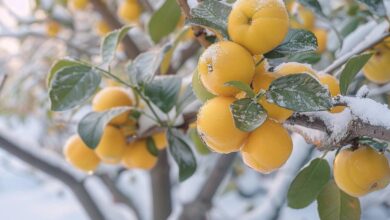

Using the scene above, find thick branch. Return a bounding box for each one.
[176,0,211,48]
[151,150,172,220]
[90,0,140,58]
[179,153,237,220]
[0,134,105,220]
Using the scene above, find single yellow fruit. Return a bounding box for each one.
[318,74,345,113]
[152,132,168,150]
[197,97,249,153]
[95,126,127,164]
[69,0,88,10]
[118,0,141,23]
[46,21,61,37]
[290,4,315,30]
[122,139,157,169]
[363,45,390,84]
[228,0,289,55]
[313,28,327,53]
[241,119,293,173]
[198,41,255,96]
[92,87,133,125]
[252,70,293,122]
[334,146,390,197]
[275,62,317,77]
[63,135,100,172]
[96,20,111,36]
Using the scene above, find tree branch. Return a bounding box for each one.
[90,0,141,59]
[0,134,105,220]
[179,153,237,220]
[176,0,211,48]
[151,150,172,220]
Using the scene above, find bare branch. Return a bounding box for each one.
[179,153,237,220]
[90,0,141,58]
[0,134,105,220]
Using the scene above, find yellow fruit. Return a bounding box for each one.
[290,5,315,30]
[241,119,292,173]
[275,62,317,77]
[152,132,168,150]
[313,28,327,53]
[198,41,255,96]
[228,0,289,55]
[95,126,127,164]
[46,21,61,37]
[197,97,249,153]
[253,55,269,73]
[384,37,390,48]
[122,139,157,169]
[63,135,100,172]
[252,70,293,122]
[92,87,133,125]
[69,0,88,10]
[363,45,390,84]
[96,20,111,36]
[318,74,345,113]
[120,119,137,137]
[118,0,141,23]
[334,146,390,197]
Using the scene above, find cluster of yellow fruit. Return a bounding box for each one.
[334,146,390,197]
[63,87,167,172]
[363,38,390,84]
[195,0,344,173]
[287,0,327,53]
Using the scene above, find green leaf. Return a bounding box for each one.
[267,73,332,112]
[339,53,373,95]
[297,0,326,18]
[224,81,255,98]
[188,127,210,155]
[146,137,159,156]
[148,0,181,43]
[144,76,182,113]
[49,65,101,111]
[287,158,331,209]
[101,26,132,64]
[47,59,84,87]
[230,98,267,132]
[77,107,131,149]
[287,51,321,64]
[187,0,232,39]
[168,128,197,181]
[356,0,386,17]
[191,69,216,103]
[265,29,318,59]
[127,45,171,86]
[358,137,388,152]
[176,84,196,114]
[317,180,361,220]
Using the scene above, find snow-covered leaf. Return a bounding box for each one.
[146,136,159,156]
[230,98,267,132]
[317,180,361,220]
[148,0,181,43]
[225,81,255,98]
[358,137,388,152]
[265,29,318,59]
[168,128,197,181]
[127,44,171,87]
[297,0,326,18]
[47,59,84,87]
[78,107,131,149]
[144,76,182,113]
[101,26,132,64]
[176,84,196,114]
[267,73,332,112]
[288,158,330,209]
[288,51,321,64]
[339,53,373,95]
[49,65,101,111]
[192,69,216,103]
[356,0,386,17]
[187,0,231,39]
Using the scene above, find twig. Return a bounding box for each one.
[176,0,211,48]
[179,153,237,220]
[139,0,154,12]
[89,0,141,59]
[0,74,7,93]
